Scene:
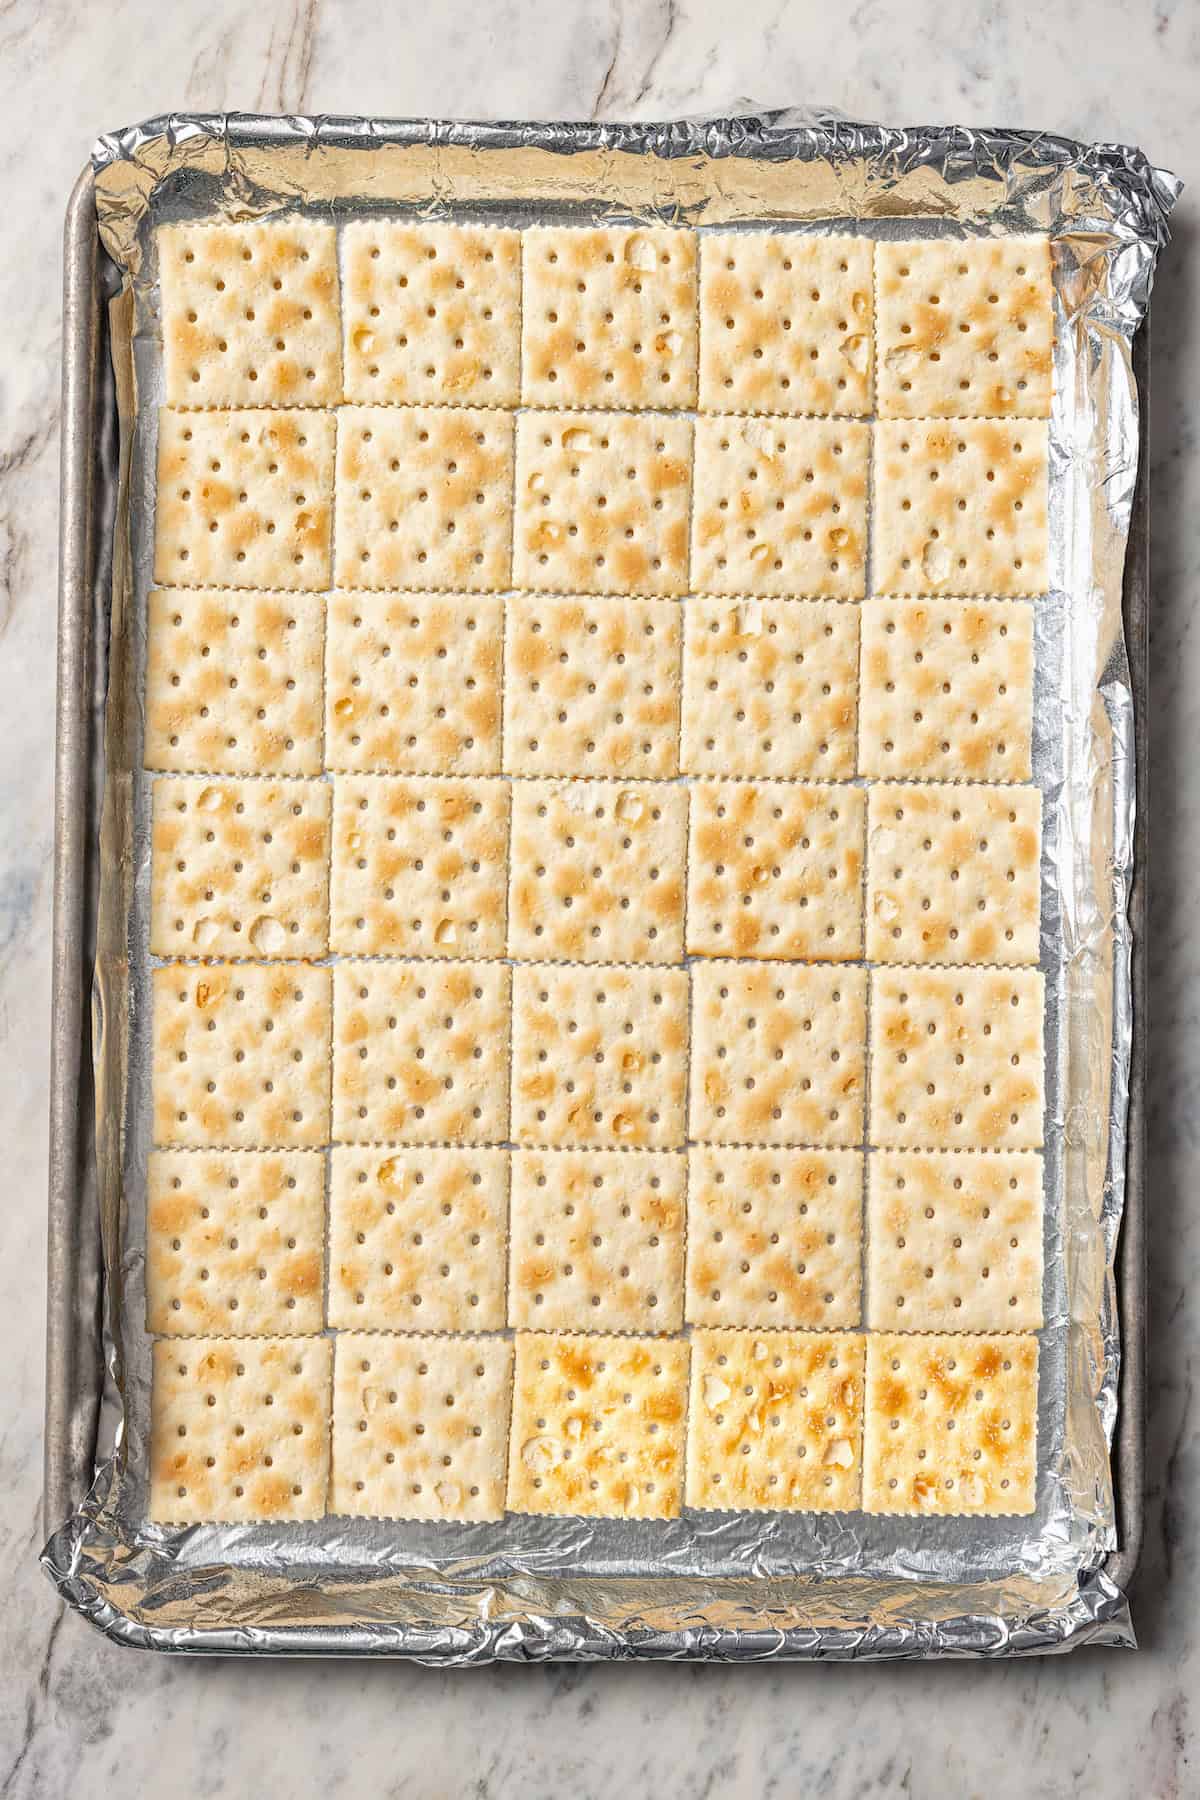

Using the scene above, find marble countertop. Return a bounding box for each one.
[1,2,1194,1795]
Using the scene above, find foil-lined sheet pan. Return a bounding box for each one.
[42,110,1178,1659]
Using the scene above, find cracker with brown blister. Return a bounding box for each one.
[149,1336,331,1523]
[513,411,692,597]
[508,780,687,965]
[507,1333,688,1518]
[874,421,1048,597]
[521,226,698,410]
[154,409,334,591]
[510,964,688,1149]
[332,1333,512,1521]
[333,961,510,1147]
[334,406,514,592]
[152,963,331,1149]
[341,221,521,407]
[146,1149,325,1337]
[857,598,1034,782]
[869,967,1045,1150]
[689,962,867,1148]
[325,592,503,775]
[685,1147,863,1330]
[686,781,864,962]
[686,1329,865,1512]
[509,1149,685,1332]
[699,233,873,416]
[863,1332,1039,1514]
[329,1146,509,1332]
[503,595,681,779]
[867,1151,1044,1333]
[875,238,1053,419]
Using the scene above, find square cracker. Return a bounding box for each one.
[863,1332,1039,1515]
[858,598,1034,783]
[874,421,1048,598]
[686,1329,865,1512]
[159,220,341,410]
[332,961,510,1146]
[510,964,688,1149]
[507,1333,688,1518]
[685,1146,863,1330]
[509,1148,686,1333]
[503,595,681,780]
[869,967,1045,1150]
[144,589,326,777]
[686,781,864,962]
[691,416,868,599]
[149,1336,331,1523]
[866,784,1042,966]
[699,233,872,416]
[875,238,1053,419]
[325,592,503,775]
[867,1150,1044,1332]
[681,598,859,780]
[152,963,331,1149]
[332,1333,513,1521]
[154,409,334,591]
[329,1145,509,1332]
[146,1149,325,1336]
[513,411,692,597]
[689,961,866,1148]
[508,779,687,965]
[334,406,514,592]
[149,776,331,960]
[341,220,521,407]
[521,225,698,410]
[329,775,509,959]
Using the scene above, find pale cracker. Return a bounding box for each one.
[331,1333,512,1521]
[152,963,331,1149]
[869,967,1045,1150]
[874,420,1049,597]
[699,233,872,416]
[332,961,510,1146]
[875,238,1053,419]
[503,595,681,779]
[685,1146,863,1330]
[513,411,692,597]
[686,1329,865,1512]
[149,776,331,959]
[329,1145,509,1331]
[146,1149,325,1336]
[680,598,859,780]
[510,964,688,1150]
[689,961,867,1148]
[334,405,514,592]
[521,225,698,410]
[159,220,341,409]
[341,221,521,407]
[857,597,1034,782]
[507,1333,689,1519]
[863,1332,1038,1515]
[508,779,687,965]
[149,1336,331,1523]
[325,591,503,775]
[686,781,865,961]
[154,409,334,591]
[329,775,509,959]
[867,1150,1044,1332]
[509,1149,686,1332]
[866,784,1042,965]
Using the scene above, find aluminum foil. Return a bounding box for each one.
[42,110,1179,1659]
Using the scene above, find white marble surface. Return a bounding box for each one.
[0,3,1195,1795]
